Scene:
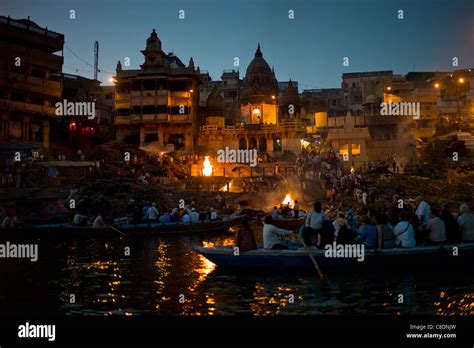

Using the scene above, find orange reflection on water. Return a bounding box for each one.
[249,282,294,316]
[434,291,474,315]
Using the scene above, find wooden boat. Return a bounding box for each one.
[270,216,306,230]
[195,242,474,271]
[0,215,242,239]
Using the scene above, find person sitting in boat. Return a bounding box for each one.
[426,207,446,245]
[159,210,171,224]
[72,212,88,226]
[272,206,280,219]
[93,213,106,228]
[263,216,294,250]
[294,200,300,219]
[146,203,159,224]
[190,208,200,223]
[375,213,395,252]
[393,211,416,248]
[235,220,257,252]
[142,201,151,222]
[458,203,474,241]
[210,208,218,221]
[303,202,328,246]
[355,215,377,248]
[182,211,191,224]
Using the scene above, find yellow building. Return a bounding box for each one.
[114,29,201,150]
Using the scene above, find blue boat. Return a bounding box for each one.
[195,243,474,271]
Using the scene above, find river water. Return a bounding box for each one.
[1,227,473,316]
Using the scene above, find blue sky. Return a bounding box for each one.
[2,0,473,89]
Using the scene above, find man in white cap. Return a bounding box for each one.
[458,203,474,241]
[190,208,200,223]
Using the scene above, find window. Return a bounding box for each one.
[117,108,130,116]
[116,83,130,93]
[156,105,168,114]
[31,68,45,78]
[143,80,155,90]
[339,144,349,158]
[131,80,142,91]
[30,95,43,105]
[142,105,155,114]
[11,90,25,102]
[11,65,25,74]
[170,106,189,114]
[132,106,141,114]
[351,143,361,157]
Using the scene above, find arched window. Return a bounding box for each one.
[258,137,267,152]
[249,137,257,150]
[239,137,247,150]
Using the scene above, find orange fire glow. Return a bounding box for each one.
[202,156,212,176]
[220,181,232,192]
[282,193,293,207]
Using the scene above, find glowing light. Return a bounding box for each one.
[459,78,464,84]
[386,86,392,91]
[434,83,440,89]
[350,166,355,174]
[220,181,232,192]
[190,89,194,93]
[282,193,293,207]
[109,78,116,84]
[202,156,212,176]
[272,95,276,99]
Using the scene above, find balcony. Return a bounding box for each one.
[115,116,131,125]
[6,100,57,116]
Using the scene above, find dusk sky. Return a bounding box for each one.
[2,0,474,89]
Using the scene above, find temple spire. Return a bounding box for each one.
[255,43,262,58]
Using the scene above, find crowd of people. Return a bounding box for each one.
[70,199,221,228]
[234,197,474,253]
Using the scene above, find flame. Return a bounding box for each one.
[282,193,292,206]
[220,181,232,192]
[350,166,355,174]
[202,156,212,176]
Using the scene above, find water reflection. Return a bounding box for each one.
[0,232,474,316]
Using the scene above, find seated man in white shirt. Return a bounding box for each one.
[263,216,294,250]
[426,207,446,244]
[190,208,200,222]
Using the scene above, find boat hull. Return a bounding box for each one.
[195,243,474,271]
[0,216,242,239]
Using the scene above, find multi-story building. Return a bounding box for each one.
[342,71,393,115]
[0,16,64,148]
[114,29,201,150]
[58,74,115,152]
[199,44,306,155]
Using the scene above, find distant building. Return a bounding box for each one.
[114,29,201,150]
[58,74,114,152]
[0,16,64,148]
[199,44,306,155]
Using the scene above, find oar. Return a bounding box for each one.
[108,225,127,237]
[297,235,324,280]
